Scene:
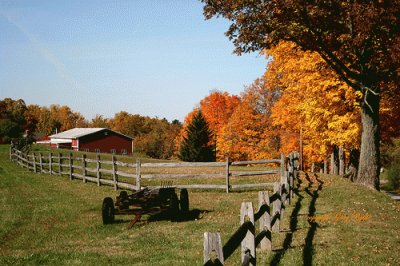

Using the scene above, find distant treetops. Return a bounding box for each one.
[0,98,182,160]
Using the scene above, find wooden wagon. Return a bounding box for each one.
[102,187,189,228]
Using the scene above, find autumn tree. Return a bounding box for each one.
[180,111,215,162]
[134,118,182,159]
[109,112,150,138]
[49,105,87,131]
[25,104,42,134]
[176,91,240,159]
[265,41,361,166]
[89,114,110,128]
[218,78,281,161]
[199,90,241,142]
[202,0,400,189]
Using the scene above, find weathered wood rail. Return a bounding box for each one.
[203,152,299,265]
[9,147,286,193]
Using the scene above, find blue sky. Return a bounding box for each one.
[0,0,267,122]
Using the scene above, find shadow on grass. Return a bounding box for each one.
[302,173,324,266]
[113,209,211,225]
[110,209,211,228]
[269,171,303,265]
[269,172,324,266]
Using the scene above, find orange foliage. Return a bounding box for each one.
[200,90,240,139]
[217,78,281,161]
[175,91,240,159]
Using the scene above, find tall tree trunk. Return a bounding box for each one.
[356,89,380,190]
[339,146,345,176]
[330,145,339,175]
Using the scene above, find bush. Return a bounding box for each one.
[386,163,400,191]
[382,137,400,191]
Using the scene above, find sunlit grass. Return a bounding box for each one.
[1,144,400,265]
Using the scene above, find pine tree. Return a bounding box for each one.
[179,111,215,162]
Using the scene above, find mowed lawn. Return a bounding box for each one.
[1,144,400,265]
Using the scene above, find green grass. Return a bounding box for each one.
[1,144,400,265]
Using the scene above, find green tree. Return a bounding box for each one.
[202,0,400,190]
[179,111,215,162]
[0,98,27,143]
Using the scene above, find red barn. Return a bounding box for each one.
[41,128,133,154]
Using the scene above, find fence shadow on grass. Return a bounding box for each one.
[303,173,324,266]
[270,171,303,266]
[269,172,324,266]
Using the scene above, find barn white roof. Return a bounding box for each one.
[49,128,133,140]
[49,128,105,139]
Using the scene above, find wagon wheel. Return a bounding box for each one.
[118,191,129,210]
[102,197,115,224]
[119,190,128,199]
[169,192,180,221]
[179,188,189,214]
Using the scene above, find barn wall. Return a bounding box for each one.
[78,132,132,154]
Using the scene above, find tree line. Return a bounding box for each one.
[177,40,400,184]
[0,98,182,159]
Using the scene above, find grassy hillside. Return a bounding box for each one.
[1,144,399,265]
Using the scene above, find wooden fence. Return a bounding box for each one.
[9,147,286,193]
[203,152,299,265]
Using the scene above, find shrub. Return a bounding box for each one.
[386,163,400,191]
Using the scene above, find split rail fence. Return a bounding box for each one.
[203,152,299,265]
[9,147,286,193]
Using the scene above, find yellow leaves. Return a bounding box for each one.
[267,41,361,163]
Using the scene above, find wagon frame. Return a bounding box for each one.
[102,187,189,228]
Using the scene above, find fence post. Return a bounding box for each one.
[82,154,87,183]
[58,153,62,176]
[9,146,12,161]
[323,159,327,174]
[203,232,224,265]
[289,153,294,202]
[225,157,230,193]
[33,153,37,173]
[69,153,73,180]
[136,159,141,191]
[272,182,281,233]
[25,152,29,169]
[280,153,285,178]
[39,153,43,173]
[240,202,255,266]
[112,155,117,190]
[49,153,52,175]
[21,152,26,168]
[96,154,101,186]
[258,191,272,251]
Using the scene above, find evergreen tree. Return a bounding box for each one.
[179,111,215,162]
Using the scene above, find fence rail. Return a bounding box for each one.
[203,151,299,265]
[9,147,285,193]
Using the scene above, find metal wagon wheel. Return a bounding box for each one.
[102,197,115,224]
[179,188,189,214]
[118,191,129,210]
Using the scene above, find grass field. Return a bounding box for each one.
[1,145,400,265]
